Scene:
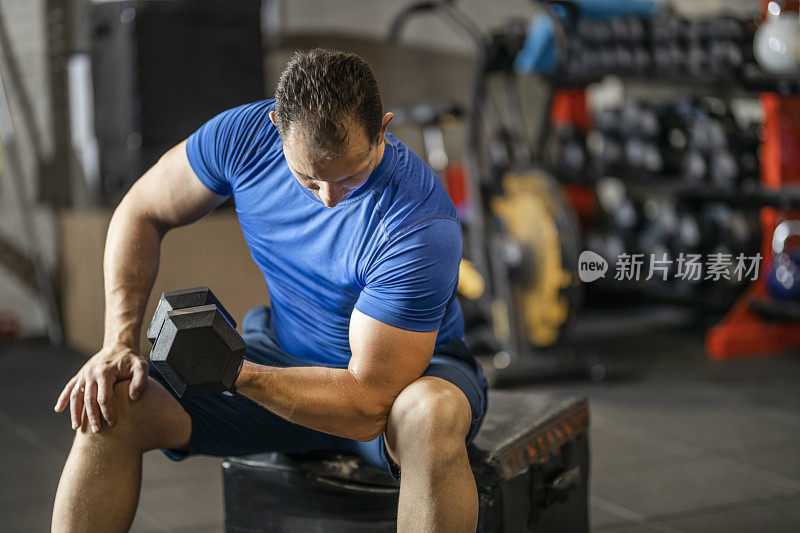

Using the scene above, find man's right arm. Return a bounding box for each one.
[103,139,228,351]
[55,140,228,432]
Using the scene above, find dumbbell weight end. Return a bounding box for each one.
[151,304,246,398]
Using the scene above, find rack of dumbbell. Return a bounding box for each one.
[549,97,763,190]
[586,183,762,308]
[549,96,772,308]
[534,0,800,310]
[556,9,800,94]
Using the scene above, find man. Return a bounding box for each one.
[52,49,487,532]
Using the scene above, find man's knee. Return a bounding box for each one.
[387,377,472,458]
[76,378,190,452]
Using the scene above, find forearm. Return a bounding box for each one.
[236,362,393,441]
[102,199,165,352]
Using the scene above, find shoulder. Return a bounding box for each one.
[374,133,461,240]
[211,99,276,142]
[224,98,275,120]
[366,216,462,282]
[190,99,277,149]
[186,99,280,193]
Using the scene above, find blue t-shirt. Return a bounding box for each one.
[186,99,465,365]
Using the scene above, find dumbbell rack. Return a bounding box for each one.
[537,0,800,359]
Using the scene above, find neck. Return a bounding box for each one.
[374,135,387,171]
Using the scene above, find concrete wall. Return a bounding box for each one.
[0,0,57,337]
[280,0,537,55]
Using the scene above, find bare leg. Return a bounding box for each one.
[385,377,477,532]
[52,378,191,532]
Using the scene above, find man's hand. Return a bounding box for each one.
[54,344,149,433]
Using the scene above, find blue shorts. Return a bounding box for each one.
[150,306,488,479]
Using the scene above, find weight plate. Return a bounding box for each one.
[490,170,582,347]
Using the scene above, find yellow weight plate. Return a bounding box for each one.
[491,171,575,347]
[458,258,485,300]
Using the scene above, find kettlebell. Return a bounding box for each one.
[766,220,800,300]
[754,0,800,74]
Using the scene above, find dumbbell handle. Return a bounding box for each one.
[224,358,245,396]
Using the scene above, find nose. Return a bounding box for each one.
[318,183,344,208]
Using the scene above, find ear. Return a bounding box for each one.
[378,112,394,144]
[269,110,278,126]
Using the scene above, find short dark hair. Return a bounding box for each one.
[274,48,383,158]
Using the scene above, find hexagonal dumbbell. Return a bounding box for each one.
[147,288,245,398]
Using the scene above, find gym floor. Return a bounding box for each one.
[3,306,800,532]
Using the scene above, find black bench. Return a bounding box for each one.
[222,391,589,532]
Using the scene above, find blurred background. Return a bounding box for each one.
[2,0,800,531]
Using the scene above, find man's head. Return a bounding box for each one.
[270,48,393,207]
